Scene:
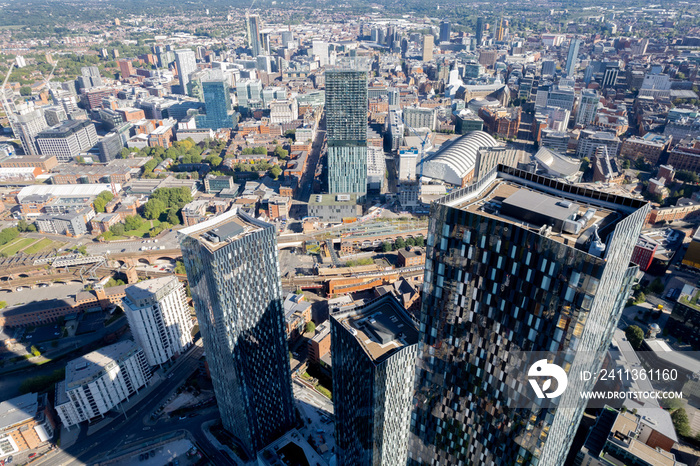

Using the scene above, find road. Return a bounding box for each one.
[33,343,237,466]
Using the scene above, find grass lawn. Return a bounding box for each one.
[0,238,23,253]
[1,238,37,256]
[23,238,61,255]
[128,219,161,238]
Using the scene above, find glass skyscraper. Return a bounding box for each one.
[408,166,650,465]
[245,14,263,57]
[565,39,582,78]
[179,210,295,455]
[331,295,418,466]
[197,71,235,130]
[326,60,368,199]
[174,49,196,96]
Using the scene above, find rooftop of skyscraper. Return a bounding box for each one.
[443,165,648,252]
[178,208,269,252]
[334,294,418,364]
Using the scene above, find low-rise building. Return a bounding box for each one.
[667,137,700,173]
[0,155,58,172]
[36,206,94,237]
[620,134,671,164]
[203,174,235,194]
[308,194,362,223]
[283,293,312,341]
[0,393,56,459]
[630,235,658,272]
[90,213,122,234]
[55,341,152,428]
[267,196,291,220]
[397,247,425,267]
[308,320,331,364]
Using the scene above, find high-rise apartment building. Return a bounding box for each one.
[408,165,649,465]
[55,341,151,428]
[77,66,103,90]
[13,108,48,156]
[439,21,451,43]
[326,60,368,198]
[422,35,434,61]
[122,276,194,367]
[174,49,197,95]
[332,294,418,465]
[118,59,135,79]
[245,14,263,57]
[576,90,600,127]
[179,210,295,455]
[565,39,582,77]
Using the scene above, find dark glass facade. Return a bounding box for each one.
[179,211,295,455]
[408,166,650,465]
[332,295,418,466]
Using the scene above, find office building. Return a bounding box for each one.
[36,120,98,163]
[35,206,94,237]
[245,14,263,57]
[403,106,437,131]
[44,106,67,127]
[576,130,621,158]
[122,276,194,367]
[541,60,556,77]
[547,84,575,113]
[475,17,484,45]
[198,71,235,129]
[408,165,650,465]
[55,341,152,428]
[78,66,103,90]
[308,194,363,223]
[174,49,197,95]
[236,79,263,110]
[575,90,600,127]
[332,294,418,465]
[422,35,434,61]
[326,60,369,198]
[439,21,451,43]
[179,210,295,454]
[565,39,581,77]
[0,393,55,458]
[602,67,619,89]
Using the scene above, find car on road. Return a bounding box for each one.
[179,415,187,420]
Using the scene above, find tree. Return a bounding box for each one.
[382,242,392,252]
[0,301,6,309]
[166,209,180,225]
[394,237,407,250]
[30,345,41,357]
[414,236,425,247]
[109,223,125,237]
[206,155,222,167]
[93,190,114,213]
[671,408,691,437]
[143,198,166,220]
[270,165,282,180]
[676,170,699,184]
[19,86,32,96]
[625,325,645,350]
[124,215,144,232]
[273,145,289,159]
[305,321,316,334]
[174,260,186,275]
[649,278,665,294]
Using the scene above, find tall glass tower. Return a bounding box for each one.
[565,39,582,78]
[245,14,263,57]
[174,49,196,96]
[326,59,368,199]
[179,210,295,455]
[331,295,418,466]
[408,166,650,465]
[198,70,235,129]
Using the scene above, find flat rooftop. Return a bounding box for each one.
[334,295,418,363]
[0,392,38,430]
[455,179,620,250]
[178,209,267,252]
[124,276,177,302]
[65,340,140,389]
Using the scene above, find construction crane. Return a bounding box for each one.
[1,62,16,118]
[401,117,431,180]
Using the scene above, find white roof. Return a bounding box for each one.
[422,131,497,186]
[17,183,120,202]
